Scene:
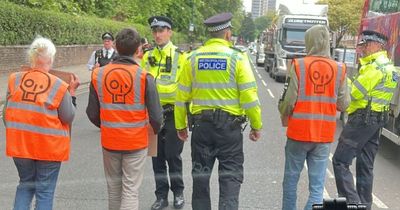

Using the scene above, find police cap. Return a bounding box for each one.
[203,12,233,32]
[102,32,114,41]
[358,30,388,46]
[148,16,173,29]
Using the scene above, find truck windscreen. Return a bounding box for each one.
[283,29,306,45]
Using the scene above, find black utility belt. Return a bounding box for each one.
[162,104,174,114]
[193,109,245,122]
[351,109,386,117]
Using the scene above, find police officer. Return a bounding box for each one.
[87,32,117,71]
[332,30,399,210]
[174,13,262,210]
[141,16,186,210]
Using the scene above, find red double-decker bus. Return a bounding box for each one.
[358,0,400,144]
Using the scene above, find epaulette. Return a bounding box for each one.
[230,46,245,53]
[175,48,184,54]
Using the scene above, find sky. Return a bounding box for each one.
[243,0,319,12]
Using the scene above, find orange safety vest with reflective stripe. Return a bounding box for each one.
[287,57,346,142]
[5,69,70,161]
[92,64,148,150]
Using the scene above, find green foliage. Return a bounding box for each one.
[318,0,364,47]
[0,1,188,45]
[239,14,256,42]
[254,12,275,35]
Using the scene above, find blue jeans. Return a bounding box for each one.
[282,139,330,210]
[13,158,61,210]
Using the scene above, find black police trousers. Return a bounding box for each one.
[332,111,385,210]
[191,117,244,210]
[152,111,184,199]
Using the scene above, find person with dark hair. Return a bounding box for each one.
[87,32,117,71]
[174,12,262,210]
[332,30,399,210]
[86,28,163,210]
[141,16,186,210]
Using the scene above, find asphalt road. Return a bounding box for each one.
[0,55,399,209]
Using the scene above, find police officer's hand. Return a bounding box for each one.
[249,129,261,141]
[68,74,80,96]
[177,128,188,141]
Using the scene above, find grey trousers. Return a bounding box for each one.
[102,148,147,210]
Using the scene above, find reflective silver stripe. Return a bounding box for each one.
[196,52,233,57]
[46,79,62,105]
[193,82,236,89]
[375,83,396,93]
[229,52,238,82]
[193,99,239,106]
[170,51,179,82]
[134,68,143,103]
[101,120,147,128]
[292,113,336,122]
[158,92,176,98]
[298,59,306,96]
[157,80,174,86]
[7,121,68,136]
[97,67,106,100]
[241,100,260,109]
[100,103,145,110]
[351,95,356,101]
[191,52,197,79]
[371,97,390,105]
[175,101,185,107]
[7,101,58,116]
[14,72,22,89]
[298,95,337,103]
[238,81,257,91]
[353,80,368,96]
[178,84,191,92]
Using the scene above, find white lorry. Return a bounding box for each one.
[264,3,329,82]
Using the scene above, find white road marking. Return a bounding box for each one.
[257,73,262,79]
[261,80,267,87]
[304,163,331,199]
[267,89,275,98]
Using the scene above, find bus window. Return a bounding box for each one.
[369,0,400,14]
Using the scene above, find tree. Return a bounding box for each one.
[254,11,276,35]
[239,13,256,42]
[318,0,364,47]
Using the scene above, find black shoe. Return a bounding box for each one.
[151,198,168,210]
[173,194,185,209]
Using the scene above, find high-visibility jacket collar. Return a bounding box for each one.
[204,38,232,47]
[359,50,388,66]
[156,41,173,51]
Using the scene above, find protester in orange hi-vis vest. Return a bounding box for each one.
[278,25,350,210]
[86,28,163,210]
[3,37,80,210]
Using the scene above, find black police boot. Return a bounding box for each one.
[173,194,185,209]
[151,198,168,210]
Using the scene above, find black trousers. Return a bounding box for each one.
[332,111,384,210]
[152,112,184,199]
[191,118,244,210]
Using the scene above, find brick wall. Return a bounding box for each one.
[0,45,102,75]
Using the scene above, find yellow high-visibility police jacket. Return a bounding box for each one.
[347,50,399,114]
[141,41,185,105]
[174,38,262,130]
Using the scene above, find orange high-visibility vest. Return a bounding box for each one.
[287,57,346,143]
[92,64,148,150]
[5,69,70,161]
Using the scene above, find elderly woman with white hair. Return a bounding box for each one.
[3,36,80,209]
